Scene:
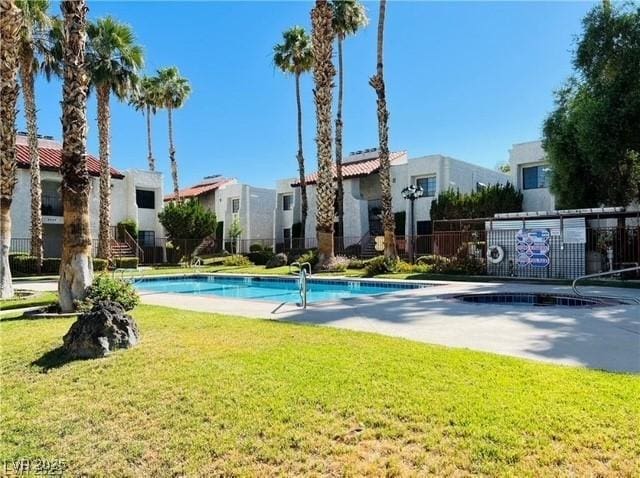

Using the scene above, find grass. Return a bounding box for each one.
[0,291,57,311]
[1,305,638,476]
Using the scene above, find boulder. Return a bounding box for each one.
[266,252,287,269]
[63,301,140,359]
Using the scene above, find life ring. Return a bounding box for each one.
[487,245,505,264]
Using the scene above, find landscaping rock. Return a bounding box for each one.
[63,301,140,359]
[266,252,287,269]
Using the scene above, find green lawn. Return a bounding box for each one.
[0,291,57,311]
[1,305,638,476]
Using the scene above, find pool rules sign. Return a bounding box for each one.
[515,229,550,268]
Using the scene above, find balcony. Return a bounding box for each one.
[41,193,63,216]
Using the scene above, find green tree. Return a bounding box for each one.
[430,183,522,221]
[228,216,243,254]
[129,75,161,171]
[86,16,143,261]
[331,0,368,242]
[158,199,217,259]
[273,26,313,242]
[542,1,640,208]
[156,66,191,199]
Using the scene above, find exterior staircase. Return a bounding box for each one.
[111,240,136,258]
[360,219,384,257]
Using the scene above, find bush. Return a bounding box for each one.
[115,257,139,269]
[42,258,61,273]
[93,258,108,272]
[265,253,287,269]
[249,244,263,252]
[223,255,253,267]
[79,274,140,312]
[317,255,349,272]
[298,249,319,268]
[416,255,448,266]
[364,255,398,277]
[9,254,37,273]
[247,250,274,266]
[117,219,138,240]
[347,258,366,269]
[432,255,485,275]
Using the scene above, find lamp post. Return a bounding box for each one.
[402,184,424,263]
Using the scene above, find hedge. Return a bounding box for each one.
[8,255,109,274]
[114,257,139,269]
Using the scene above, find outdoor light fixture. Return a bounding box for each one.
[402,184,424,263]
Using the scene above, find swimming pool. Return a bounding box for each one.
[135,275,428,304]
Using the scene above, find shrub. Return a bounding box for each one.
[298,249,319,268]
[115,257,139,269]
[433,255,485,275]
[9,254,37,273]
[247,250,274,266]
[347,258,366,269]
[249,244,263,252]
[364,255,398,277]
[117,219,138,240]
[417,255,449,266]
[93,258,108,272]
[266,253,287,269]
[42,258,61,273]
[79,274,140,311]
[223,255,253,267]
[317,255,349,273]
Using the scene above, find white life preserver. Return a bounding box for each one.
[487,245,505,264]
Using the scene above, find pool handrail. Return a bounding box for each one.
[572,265,640,304]
[290,261,311,309]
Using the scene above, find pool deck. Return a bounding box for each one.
[12,276,640,373]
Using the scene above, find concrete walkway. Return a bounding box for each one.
[11,277,640,372]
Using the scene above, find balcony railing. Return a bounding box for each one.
[41,193,63,216]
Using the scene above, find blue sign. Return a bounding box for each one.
[516,229,550,268]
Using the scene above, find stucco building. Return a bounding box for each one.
[508,140,555,212]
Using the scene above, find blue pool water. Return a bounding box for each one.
[136,275,426,304]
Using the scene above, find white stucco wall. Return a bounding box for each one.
[509,141,555,212]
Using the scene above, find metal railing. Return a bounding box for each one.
[572,265,640,304]
[290,261,311,309]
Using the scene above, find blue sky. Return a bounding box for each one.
[20,1,595,191]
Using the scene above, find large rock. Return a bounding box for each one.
[63,301,140,359]
[266,252,287,269]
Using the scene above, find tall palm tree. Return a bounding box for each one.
[273,26,313,242]
[156,66,191,199]
[58,0,92,312]
[129,75,160,171]
[331,0,368,243]
[87,16,143,261]
[311,0,336,267]
[16,0,51,273]
[369,0,395,259]
[0,0,23,299]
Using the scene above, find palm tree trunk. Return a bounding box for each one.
[19,58,43,273]
[311,0,336,267]
[97,84,112,261]
[335,36,344,247]
[370,0,396,259]
[295,72,307,242]
[0,0,22,299]
[168,106,180,199]
[146,104,154,171]
[58,0,93,312]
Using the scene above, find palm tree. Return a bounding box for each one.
[331,0,368,243]
[0,0,23,299]
[58,0,92,312]
[156,66,191,199]
[273,26,313,242]
[311,0,336,267]
[129,75,160,171]
[369,0,395,259]
[16,0,50,273]
[87,16,143,262]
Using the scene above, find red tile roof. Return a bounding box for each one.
[293,151,407,186]
[16,135,124,179]
[164,178,233,201]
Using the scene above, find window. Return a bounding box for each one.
[522,165,550,190]
[136,189,155,209]
[232,198,240,214]
[416,176,437,197]
[137,230,155,247]
[282,194,293,211]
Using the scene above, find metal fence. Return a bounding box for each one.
[8,226,640,279]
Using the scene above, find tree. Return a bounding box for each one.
[273,26,313,242]
[228,216,243,254]
[369,0,395,259]
[331,0,368,242]
[542,1,640,208]
[0,0,23,299]
[496,162,510,174]
[311,0,336,268]
[129,75,160,171]
[58,0,92,312]
[156,66,191,199]
[158,199,217,259]
[87,16,143,262]
[16,0,50,273]
[430,183,523,221]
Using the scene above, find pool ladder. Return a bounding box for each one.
[572,265,640,304]
[290,261,311,309]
